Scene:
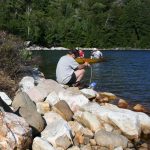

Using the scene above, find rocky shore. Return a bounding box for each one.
[0,73,150,150]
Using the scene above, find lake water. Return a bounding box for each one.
[33,50,150,109]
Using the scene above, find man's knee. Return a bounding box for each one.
[75,69,85,77]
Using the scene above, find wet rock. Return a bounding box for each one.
[53,100,74,121]
[99,92,117,101]
[32,137,55,150]
[118,99,128,109]
[96,95,109,103]
[133,104,145,112]
[95,130,128,149]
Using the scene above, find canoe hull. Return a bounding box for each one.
[75,58,105,64]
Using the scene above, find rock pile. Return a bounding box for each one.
[0,76,150,150]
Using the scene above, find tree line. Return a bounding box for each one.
[1,0,150,49]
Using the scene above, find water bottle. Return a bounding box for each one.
[89,82,96,89]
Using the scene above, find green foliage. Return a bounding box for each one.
[0,0,150,48]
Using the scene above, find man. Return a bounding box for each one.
[56,50,90,86]
[91,49,103,59]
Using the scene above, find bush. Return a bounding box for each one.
[0,31,24,79]
[0,31,26,97]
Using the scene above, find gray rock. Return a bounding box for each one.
[12,92,45,135]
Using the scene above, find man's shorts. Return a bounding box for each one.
[67,72,76,85]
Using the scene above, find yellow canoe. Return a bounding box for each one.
[75,57,105,64]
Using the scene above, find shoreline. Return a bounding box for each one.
[25,46,150,51]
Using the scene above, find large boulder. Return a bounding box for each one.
[82,102,141,139]
[0,112,32,149]
[12,92,46,135]
[59,89,89,112]
[95,130,128,149]
[26,79,65,102]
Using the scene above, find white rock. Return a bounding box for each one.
[59,90,89,112]
[103,123,114,132]
[41,119,72,148]
[137,112,150,134]
[19,76,35,92]
[73,111,102,132]
[32,137,55,150]
[80,88,97,98]
[46,91,60,106]
[0,92,12,105]
[82,102,141,139]
[44,111,64,125]
[26,79,65,103]
[114,146,123,150]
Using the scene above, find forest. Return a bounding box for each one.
[1,0,150,49]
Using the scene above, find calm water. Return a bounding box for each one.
[33,50,150,108]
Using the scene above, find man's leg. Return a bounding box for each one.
[74,69,85,82]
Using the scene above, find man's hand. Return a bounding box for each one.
[84,62,90,67]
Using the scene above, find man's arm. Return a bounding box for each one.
[77,62,90,69]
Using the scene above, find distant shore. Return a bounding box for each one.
[25,45,150,51]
